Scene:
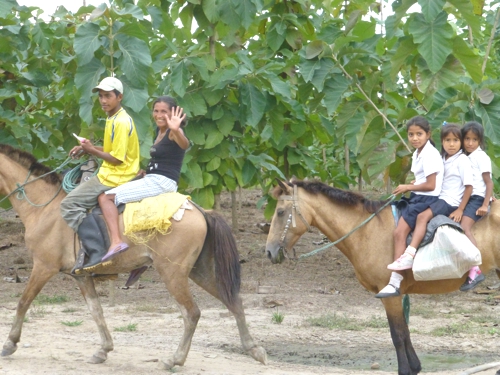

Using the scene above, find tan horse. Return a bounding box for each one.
[265,179,500,375]
[0,144,266,369]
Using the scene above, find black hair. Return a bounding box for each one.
[152,96,188,128]
[440,123,462,158]
[462,121,485,151]
[113,89,121,97]
[406,116,435,147]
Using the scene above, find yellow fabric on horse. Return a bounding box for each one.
[123,192,190,243]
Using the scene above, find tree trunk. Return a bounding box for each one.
[214,193,220,211]
[231,191,238,231]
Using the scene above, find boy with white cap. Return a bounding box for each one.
[61,76,139,272]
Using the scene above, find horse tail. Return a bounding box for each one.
[202,209,241,307]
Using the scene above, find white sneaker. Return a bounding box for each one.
[387,253,414,271]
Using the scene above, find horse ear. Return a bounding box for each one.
[275,178,288,192]
[289,175,297,183]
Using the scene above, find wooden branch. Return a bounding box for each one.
[331,53,412,154]
[458,361,500,375]
[482,8,500,75]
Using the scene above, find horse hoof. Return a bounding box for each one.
[88,351,107,364]
[2,341,17,356]
[249,346,267,365]
[160,358,175,370]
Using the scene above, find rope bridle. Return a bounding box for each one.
[277,184,396,260]
[0,157,73,208]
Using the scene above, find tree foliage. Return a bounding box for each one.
[1,0,500,211]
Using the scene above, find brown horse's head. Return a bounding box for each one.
[265,180,309,264]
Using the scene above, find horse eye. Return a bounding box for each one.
[277,209,284,217]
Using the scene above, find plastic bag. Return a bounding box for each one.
[412,225,482,281]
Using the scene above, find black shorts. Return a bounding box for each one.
[463,195,486,222]
[429,199,457,217]
[401,193,439,230]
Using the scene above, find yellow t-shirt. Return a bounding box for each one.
[97,108,140,187]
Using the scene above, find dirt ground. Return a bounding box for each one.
[1,190,500,375]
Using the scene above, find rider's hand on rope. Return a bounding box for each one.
[69,146,84,158]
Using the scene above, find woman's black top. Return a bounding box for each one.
[146,129,186,183]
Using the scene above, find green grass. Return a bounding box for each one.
[34,294,69,305]
[430,322,475,336]
[61,320,83,327]
[62,308,78,313]
[307,313,362,331]
[271,309,285,324]
[114,323,137,332]
[306,313,389,331]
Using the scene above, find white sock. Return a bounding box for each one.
[405,245,416,257]
[389,272,404,288]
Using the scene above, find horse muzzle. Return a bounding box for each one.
[266,246,285,264]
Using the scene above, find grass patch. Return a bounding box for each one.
[271,309,285,324]
[61,320,83,327]
[410,305,436,319]
[365,315,389,329]
[307,313,362,331]
[430,322,475,336]
[133,304,158,313]
[29,304,47,318]
[468,314,500,325]
[34,294,69,305]
[62,308,78,313]
[114,323,137,332]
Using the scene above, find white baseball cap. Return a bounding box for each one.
[92,77,123,94]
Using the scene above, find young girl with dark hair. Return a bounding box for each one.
[376,117,445,298]
[459,121,493,291]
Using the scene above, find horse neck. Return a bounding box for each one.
[0,158,65,227]
[307,193,391,259]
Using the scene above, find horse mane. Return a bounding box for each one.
[0,144,62,185]
[273,179,390,214]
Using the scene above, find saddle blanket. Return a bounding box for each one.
[123,192,192,243]
[391,203,482,281]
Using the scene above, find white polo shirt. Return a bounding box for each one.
[411,140,443,196]
[468,147,492,197]
[439,151,473,207]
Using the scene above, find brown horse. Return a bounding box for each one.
[265,179,500,375]
[0,144,266,369]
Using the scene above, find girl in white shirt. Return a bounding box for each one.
[459,121,493,291]
[376,116,444,298]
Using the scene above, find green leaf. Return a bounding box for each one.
[419,0,446,22]
[74,23,101,66]
[216,113,235,136]
[185,123,205,145]
[205,132,224,149]
[116,34,152,87]
[75,58,106,97]
[323,75,349,116]
[206,156,221,171]
[447,0,481,34]
[0,0,17,18]
[233,0,256,29]
[452,37,482,84]
[408,12,453,73]
[121,78,149,113]
[305,40,324,59]
[242,159,257,185]
[475,98,500,144]
[112,3,144,20]
[171,61,190,97]
[185,162,204,188]
[202,0,218,23]
[240,83,266,127]
[191,187,214,209]
[179,92,207,117]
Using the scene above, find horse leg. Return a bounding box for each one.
[382,297,421,375]
[158,274,200,370]
[189,262,267,364]
[72,275,113,363]
[2,261,58,357]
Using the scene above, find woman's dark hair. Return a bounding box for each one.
[440,123,462,158]
[152,96,188,128]
[406,116,435,146]
[462,121,485,151]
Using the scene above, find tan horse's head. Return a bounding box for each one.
[265,179,312,264]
